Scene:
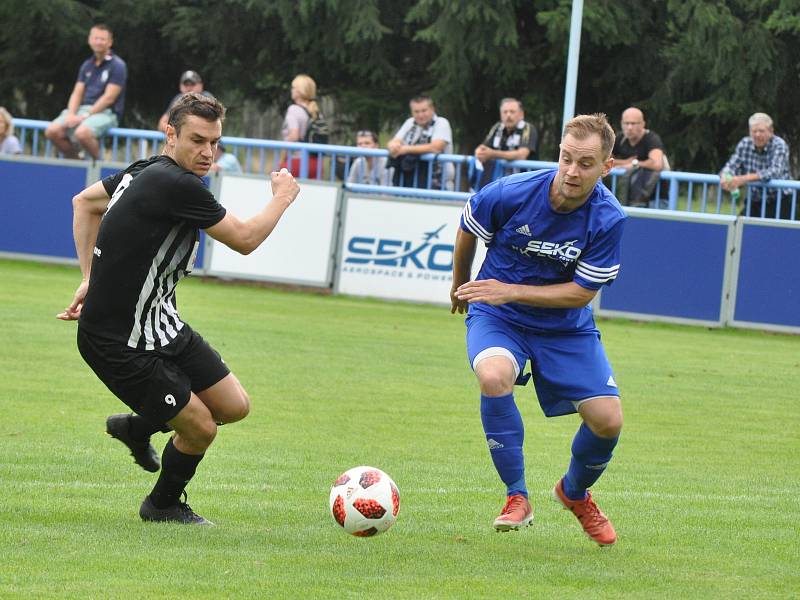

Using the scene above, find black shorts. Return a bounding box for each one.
[77,323,231,425]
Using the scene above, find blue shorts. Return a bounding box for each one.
[465,313,619,417]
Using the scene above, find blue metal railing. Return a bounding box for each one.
[12,118,799,220]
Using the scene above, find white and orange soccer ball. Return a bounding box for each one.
[329,466,400,537]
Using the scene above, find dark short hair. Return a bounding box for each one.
[410,95,434,108]
[91,23,113,37]
[356,129,378,143]
[168,92,226,134]
[563,113,616,159]
[499,97,523,111]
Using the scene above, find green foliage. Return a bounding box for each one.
[406,0,524,152]
[1,258,799,597]
[0,0,98,118]
[658,0,789,169]
[1,0,798,172]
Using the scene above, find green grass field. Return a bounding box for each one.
[1,258,798,599]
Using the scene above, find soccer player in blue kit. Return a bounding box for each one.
[450,113,624,546]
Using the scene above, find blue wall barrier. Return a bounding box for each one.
[1,155,797,333]
[597,211,734,325]
[0,156,208,268]
[0,158,87,259]
[730,219,800,331]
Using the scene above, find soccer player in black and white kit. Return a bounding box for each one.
[57,93,300,524]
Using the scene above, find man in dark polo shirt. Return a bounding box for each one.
[45,24,127,160]
[612,107,667,207]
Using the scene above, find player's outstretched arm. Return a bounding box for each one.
[204,168,300,255]
[455,279,597,309]
[57,181,111,321]
[450,229,477,314]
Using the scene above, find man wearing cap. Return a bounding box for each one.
[157,71,214,132]
[45,24,127,160]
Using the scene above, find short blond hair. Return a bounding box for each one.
[563,113,615,158]
[0,107,13,138]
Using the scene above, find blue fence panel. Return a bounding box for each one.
[732,221,800,328]
[598,213,733,323]
[12,118,800,221]
[0,159,87,259]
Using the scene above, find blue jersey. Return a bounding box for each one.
[460,169,625,332]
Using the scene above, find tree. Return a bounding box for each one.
[657,0,796,171]
[0,1,99,119]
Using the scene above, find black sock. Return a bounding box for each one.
[127,414,163,441]
[148,437,204,509]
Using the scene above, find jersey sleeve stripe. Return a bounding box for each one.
[575,264,619,277]
[575,261,620,275]
[462,201,493,243]
[575,265,619,283]
[575,272,618,284]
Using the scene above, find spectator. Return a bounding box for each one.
[347,130,392,185]
[473,98,537,189]
[0,107,22,155]
[612,107,667,207]
[387,95,453,190]
[210,142,243,174]
[280,74,320,179]
[158,71,214,132]
[44,24,127,160]
[720,112,792,220]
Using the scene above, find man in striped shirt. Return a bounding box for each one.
[450,113,625,546]
[58,93,299,524]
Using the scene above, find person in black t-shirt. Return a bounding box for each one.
[611,107,667,207]
[57,93,300,525]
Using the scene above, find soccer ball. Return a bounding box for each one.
[329,466,400,537]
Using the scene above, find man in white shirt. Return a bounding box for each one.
[387,96,454,190]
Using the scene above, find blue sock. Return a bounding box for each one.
[480,393,527,498]
[563,422,618,501]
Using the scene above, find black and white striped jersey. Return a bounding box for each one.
[79,155,226,350]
